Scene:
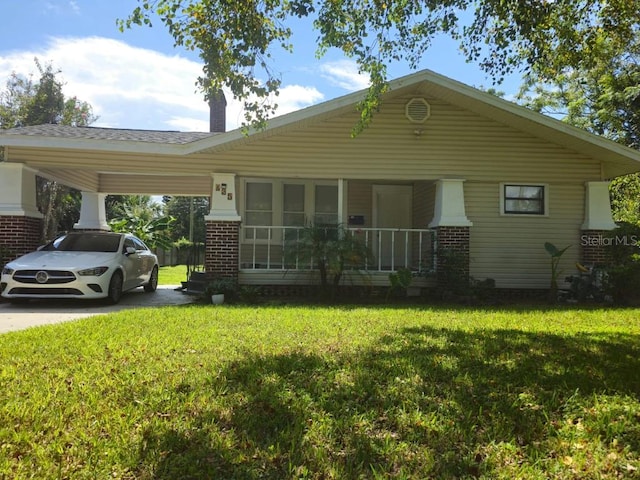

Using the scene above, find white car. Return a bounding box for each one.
[1,232,159,304]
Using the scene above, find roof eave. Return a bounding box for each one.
[0,134,188,155]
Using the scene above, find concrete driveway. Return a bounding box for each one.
[0,285,197,333]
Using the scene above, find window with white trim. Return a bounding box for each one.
[245,182,272,239]
[501,184,546,215]
[242,179,338,241]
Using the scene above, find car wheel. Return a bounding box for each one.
[144,266,158,293]
[107,271,123,304]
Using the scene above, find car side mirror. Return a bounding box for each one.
[124,246,137,256]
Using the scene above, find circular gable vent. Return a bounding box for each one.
[405,98,431,124]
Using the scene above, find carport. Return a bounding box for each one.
[0,96,243,281]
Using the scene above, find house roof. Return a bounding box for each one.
[1,69,639,178]
[2,125,216,144]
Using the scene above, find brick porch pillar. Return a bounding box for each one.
[428,179,473,289]
[580,181,617,267]
[205,220,240,279]
[435,226,471,286]
[0,163,44,265]
[204,173,241,281]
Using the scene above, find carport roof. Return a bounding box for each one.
[1,124,216,144]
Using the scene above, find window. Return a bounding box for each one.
[241,179,339,241]
[314,185,339,225]
[283,184,305,227]
[245,182,273,239]
[502,184,546,215]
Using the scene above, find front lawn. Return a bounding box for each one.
[1,306,639,479]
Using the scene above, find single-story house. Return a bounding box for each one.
[1,69,639,294]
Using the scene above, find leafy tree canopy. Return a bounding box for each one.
[517,26,640,225]
[108,195,175,249]
[0,59,97,240]
[119,0,640,134]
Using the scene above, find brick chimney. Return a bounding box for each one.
[208,90,227,133]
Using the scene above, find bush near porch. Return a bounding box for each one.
[1,306,639,479]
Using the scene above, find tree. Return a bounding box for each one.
[107,195,175,249]
[0,60,97,240]
[119,0,640,134]
[162,195,209,243]
[517,33,640,225]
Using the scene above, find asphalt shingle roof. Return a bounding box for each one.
[0,124,216,145]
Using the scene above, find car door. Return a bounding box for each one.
[132,237,154,285]
[121,237,141,290]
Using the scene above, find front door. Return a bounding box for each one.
[372,185,413,269]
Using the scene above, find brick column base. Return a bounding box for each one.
[435,226,470,291]
[580,230,611,266]
[0,216,43,266]
[205,220,240,280]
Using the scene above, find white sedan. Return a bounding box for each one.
[1,232,159,304]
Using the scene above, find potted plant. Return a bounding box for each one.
[204,278,238,305]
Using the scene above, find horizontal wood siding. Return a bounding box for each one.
[99,174,211,195]
[9,95,602,189]
[347,181,373,227]
[466,181,583,289]
[413,181,434,228]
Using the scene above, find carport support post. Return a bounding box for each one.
[428,179,473,291]
[0,163,44,265]
[581,181,617,266]
[74,192,110,231]
[204,173,241,282]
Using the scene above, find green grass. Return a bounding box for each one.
[158,265,191,285]
[1,305,640,479]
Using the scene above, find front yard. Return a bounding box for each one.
[1,305,639,479]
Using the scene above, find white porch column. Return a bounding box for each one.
[74,191,110,230]
[338,178,347,225]
[205,173,241,221]
[428,178,473,228]
[0,163,43,264]
[0,162,42,218]
[581,181,617,230]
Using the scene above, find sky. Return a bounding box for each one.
[0,0,524,132]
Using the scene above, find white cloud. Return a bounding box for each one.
[0,36,327,132]
[319,60,370,92]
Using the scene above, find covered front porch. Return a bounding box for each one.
[205,173,473,289]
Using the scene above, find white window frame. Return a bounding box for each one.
[240,178,338,243]
[500,183,549,217]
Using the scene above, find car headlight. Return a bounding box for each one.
[1,267,14,276]
[78,266,109,276]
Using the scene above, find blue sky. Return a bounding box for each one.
[0,0,524,132]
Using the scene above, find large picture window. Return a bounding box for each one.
[502,184,546,215]
[242,179,339,241]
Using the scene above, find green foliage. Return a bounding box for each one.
[605,223,640,305]
[121,1,639,134]
[287,224,374,299]
[108,195,175,250]
[387,267,413,299]
[203,277,239,302]
[544,242,571,302]
[610,174,640,226]
[163,196,209,243]
[435,247,470,296]
[2,305,640,478]
[0,59,97,240]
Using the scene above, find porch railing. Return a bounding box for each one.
[240,226,436,273]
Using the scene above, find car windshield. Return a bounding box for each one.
[52,234,121,253]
